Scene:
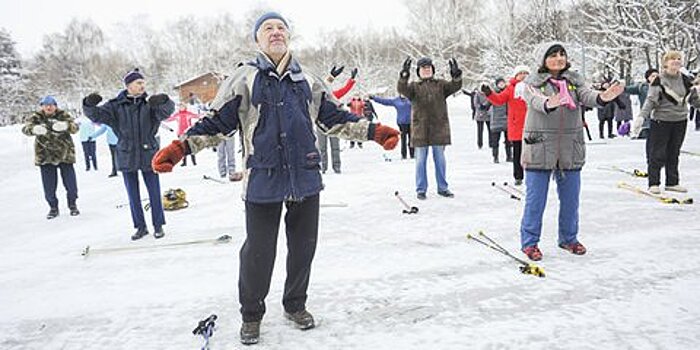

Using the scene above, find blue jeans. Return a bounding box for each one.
[520,170,580,249]
[415,146,448,194]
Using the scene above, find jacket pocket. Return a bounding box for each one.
[521,133,546,169]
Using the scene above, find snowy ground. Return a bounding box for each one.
[1,95,699,349]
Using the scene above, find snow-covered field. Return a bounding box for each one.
[1,95,699,349]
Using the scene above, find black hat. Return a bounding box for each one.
[644,68,659,80]
[123,68,144,86]
[416,57,435,77]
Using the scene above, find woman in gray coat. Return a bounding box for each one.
[519,43,623,261]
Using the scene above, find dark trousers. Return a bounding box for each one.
[647,120,687,187]
[181,154,197,166]
[122,170,165,229]
[489,129,512,160]
[690,106,700,130]
[40,163,78,208]
[512,140,523,180]
[477,121,490,148]
[81,141,97,170]
[599,118,613,138]
[108,145,118,175]
[398,124,414,159]
[239,194,320,322]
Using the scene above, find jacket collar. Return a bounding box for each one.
[116,90,148,104]
[526,70,584,87]
[254,51,305,82]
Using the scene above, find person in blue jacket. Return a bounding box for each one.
[151,12,399,345]
[82,68,175,240]
[91,123,119,177]
[370,94,414,159]
[77,114,98,171]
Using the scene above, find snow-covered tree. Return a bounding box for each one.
[0,28,31,125]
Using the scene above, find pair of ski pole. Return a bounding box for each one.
[467,231,545,278]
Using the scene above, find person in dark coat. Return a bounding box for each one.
[82,69,175,240]
[397,56,463,199]
[150,12,398,345]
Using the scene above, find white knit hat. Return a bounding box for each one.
[511,65,530,77]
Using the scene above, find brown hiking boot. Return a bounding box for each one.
[240,321,260,345]
[285,310,315,330]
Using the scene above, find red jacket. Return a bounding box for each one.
[166,109,200,136]
[486,78,527,141]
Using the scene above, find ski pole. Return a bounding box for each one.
[394,191,419,214]
[491,182,520,201]
[193,314,217,350]
[466,232,545,278]
[503,182,524,196]
[203,174,226,184]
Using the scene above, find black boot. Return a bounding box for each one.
[153,226,165,239]
[69,204,80,216]
[240,321,261,345]
[492,147,499,163]
[47,207,59,220]
[131,227,149,241]
[285,310,315,330]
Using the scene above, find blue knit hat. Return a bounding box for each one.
[123,68,144,86]
[252,12,289,42]
[39,95,57,106]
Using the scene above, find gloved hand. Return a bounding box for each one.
[83,93,102,107]
[152,140,187,173]
[32,125,48,136]
[330,65,344,78]
[400,57,411,78]
[448,58,462,79]
[480,84,492,96]
[148,94,169,107]
[52,121,69,132]
[373,123,400,150]
[87,136,93,142]
[351,67,358,79]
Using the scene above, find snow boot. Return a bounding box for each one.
[665,185,688,193]
[285,310,315,330]
[131,227,149,241]
[417,192,427,200]
[153,226,165,239]
[522,245,542,261]
[437,190,454,198]
[648,185,661,194]
[559,242,587,255]
[69,204,80,216]
[239,321,260,345]
[47,207,59,220]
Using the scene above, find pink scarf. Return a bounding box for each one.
[549,78,577,110]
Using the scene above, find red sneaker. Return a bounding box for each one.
[559,242,587,255]
[522,246,543,261]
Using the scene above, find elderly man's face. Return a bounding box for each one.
[256,19,289,57]
[127,79,146,96]
[41,104,57,115]
[418,65,433,79]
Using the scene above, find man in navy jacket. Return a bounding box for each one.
[83,69,175,240]
[151,12,399,345]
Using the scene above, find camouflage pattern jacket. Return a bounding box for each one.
[22,109,78,166]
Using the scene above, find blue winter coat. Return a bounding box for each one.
[184,53,372,203]
[370,96,412,125]
[83,91,175,172]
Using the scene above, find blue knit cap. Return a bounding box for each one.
[123,68,144,86]
[252,12,289,42]
[39,95,57,106]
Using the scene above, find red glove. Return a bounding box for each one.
[373,124,400,150]
[152,140,187,173]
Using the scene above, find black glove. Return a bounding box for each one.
[87,136,93,142]
[480,84,492,96]
[330,65,344,78]
[351,68,358,80]
[83,93,102,107]
[448,58,462,79]
[148,94,169,107]
[400,57,411,78]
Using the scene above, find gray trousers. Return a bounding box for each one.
[217,138,236,177]
[316,129,340,172]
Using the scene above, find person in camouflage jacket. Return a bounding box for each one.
[22,96,80,219]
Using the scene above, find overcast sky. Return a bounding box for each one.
[2,0,409,57]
